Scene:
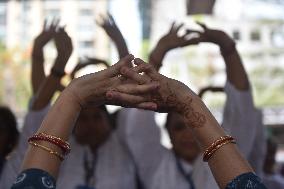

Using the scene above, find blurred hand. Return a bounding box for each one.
[97,13,124,42]
[66,55,159,110]
[97,13,129,58]
[70,57,109,79]
[53,27,73,72]
[33,18,60,50]
[186,22,235,49]
[156,22,197,52]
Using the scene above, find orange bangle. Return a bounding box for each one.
[204,135,234,155]
[203,135,236,162]
[29,141,65,161]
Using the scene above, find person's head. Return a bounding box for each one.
[263,138,277,174]
[165,112,201,163]
[0,106,19,157]
[73,105,112,150]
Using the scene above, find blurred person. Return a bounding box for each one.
[263,139,284,189]
[0,18,140,189]
[0,18,70,188]
[281,164,284,178]
[10,57,267,189]
[0,106,19,176]
[119,22,266,189]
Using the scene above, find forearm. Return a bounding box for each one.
[32,56,67,110]
[31,74,62,111]
[22,91,81,178]
[113,37,129,59]
[31,48,46,95]
[180,94,252,189]
[149,43,167,71]
[220,41,249,91]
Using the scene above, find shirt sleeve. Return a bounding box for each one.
[11,168,56,189]
[222,81,262,159]
[225,172,267,189]
[0,100,50,189]
[247,109,266,178]
[116,108,167,188]
[223,81,266,177]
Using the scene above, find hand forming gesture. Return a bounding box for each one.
[97,13,129,58]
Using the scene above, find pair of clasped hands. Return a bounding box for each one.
[65,54,197,115]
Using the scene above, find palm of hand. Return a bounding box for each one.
[160,32,186,50]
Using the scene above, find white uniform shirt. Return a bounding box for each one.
[119,81,266,189]
[0,104,137,189]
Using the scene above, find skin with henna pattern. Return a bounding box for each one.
[151,81,206,128]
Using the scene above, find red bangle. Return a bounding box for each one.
[28,133,71,155]
[203,135,236,162]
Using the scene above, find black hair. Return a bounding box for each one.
[0,106,19,156]
[165,113,173,130]
[98,105,119,129]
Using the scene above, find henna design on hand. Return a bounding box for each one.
[153,82,206,128]
[181,97,206,128]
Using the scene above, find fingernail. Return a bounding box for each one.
[152,104,157,110]
[106,92,113,99]
[153,82,160,89]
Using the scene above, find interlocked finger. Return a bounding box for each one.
[114,82,159,94]
[120,66,152,84]
[106,91,152,105]
[102,54,134,78]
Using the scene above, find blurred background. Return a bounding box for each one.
[0,0,284,161]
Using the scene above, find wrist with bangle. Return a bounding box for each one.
[28,132,71,161]
[203,135,236,162]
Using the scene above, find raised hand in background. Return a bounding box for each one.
[31,18,60,94]
[185,22,235,51]
[53,27,73,75]
[97,13,129,59]
[186,22,248,90]
[149,22,198,71]
[31,20,74,110]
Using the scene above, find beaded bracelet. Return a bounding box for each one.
[204,135,234,155]
[29,141,64,161]
[28,133,71,155]
[203,135,236,162]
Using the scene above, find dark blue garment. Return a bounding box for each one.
[11,168,56,189]
[11,169,267,189]
[226,172,267,189]
[0,155,5,176]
